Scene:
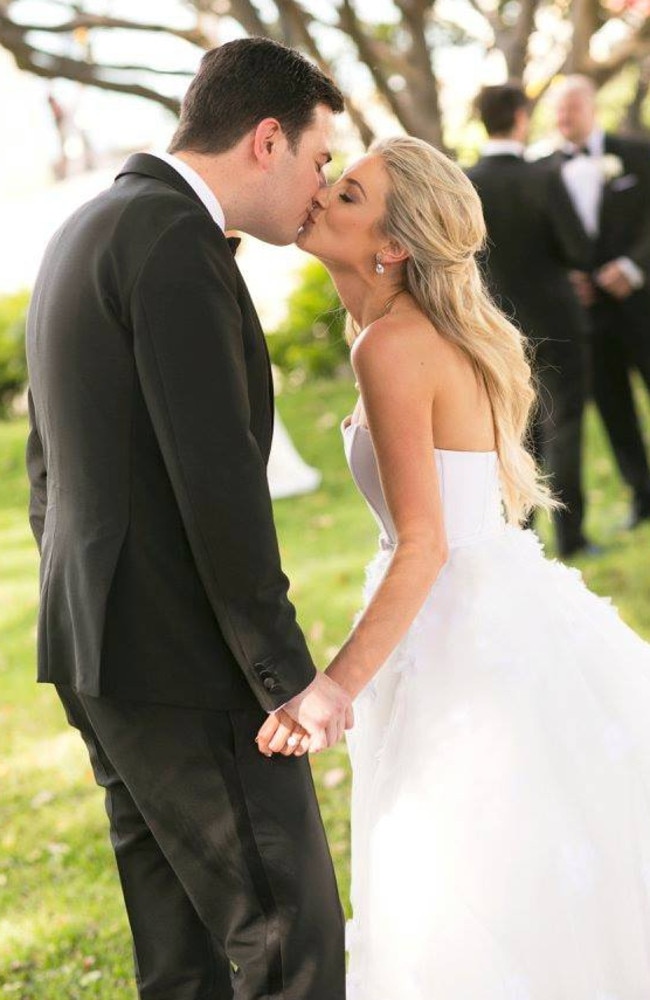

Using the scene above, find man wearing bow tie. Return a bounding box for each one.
[546,75,650,528]
[25,39,350,1000]
[468,84,592,557]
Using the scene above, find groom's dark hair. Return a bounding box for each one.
[169,38,344,155]
[476,83,529,137]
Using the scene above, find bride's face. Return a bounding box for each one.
[297,154,390,270]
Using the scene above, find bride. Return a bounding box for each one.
[257,136,650,998]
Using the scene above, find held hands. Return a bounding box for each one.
[569,270,596,308]
[569,263,634,307]
[256,672,354,757]
[256,708,310,758]
[594,260,634,300]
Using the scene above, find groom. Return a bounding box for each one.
[25,39,350,1000]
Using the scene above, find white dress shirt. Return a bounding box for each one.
[559,129,605,238]
[482,139,525,159]
[153,151,226,231]
[559,130,643,288]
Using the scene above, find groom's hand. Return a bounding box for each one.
[255,673,353,755]
[283,672,354,753]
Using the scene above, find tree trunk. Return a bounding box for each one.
[504,0,540,79]
[567,0,600,72]
[622,58,650,136]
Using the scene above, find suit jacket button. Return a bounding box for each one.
[263,677,276,692]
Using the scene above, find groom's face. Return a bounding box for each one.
[259,103,335,245]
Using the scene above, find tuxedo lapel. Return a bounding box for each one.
[232,267,275,458]
[603,133,617,156]
[550,151,594,251]
[116,153,211,220]
[597,133,621,238]
[117,154,274,454]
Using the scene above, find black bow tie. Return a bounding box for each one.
[226,236,241,256]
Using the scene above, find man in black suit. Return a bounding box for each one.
[549,75,650,527]
[468,84,592,557]
[26,39,351,1000]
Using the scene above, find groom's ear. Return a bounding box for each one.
[252,118,286,169]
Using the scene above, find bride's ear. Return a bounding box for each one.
[379,240,409,267]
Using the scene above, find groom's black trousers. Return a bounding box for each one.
[56,686,346,1000]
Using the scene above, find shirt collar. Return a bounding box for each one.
[152,151,226,231]
[482,139,525,158]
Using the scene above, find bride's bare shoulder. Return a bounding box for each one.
[351,310,447,382]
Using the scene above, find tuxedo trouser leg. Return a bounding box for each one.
[56,685,232,1000]
[589,299,650,503]
[534,338,587,554]
[75,692,346,1000]
[620,296,650,400]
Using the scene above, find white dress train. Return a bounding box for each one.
[267,410,321,500]
[343,420,650,1000]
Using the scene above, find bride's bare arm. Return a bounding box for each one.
[326,315,449,700]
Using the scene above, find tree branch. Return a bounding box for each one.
[1,10,209,45]
[337,0,406,125]
[0,17,180,113]
[505,0,541,78]
[226,0,276,39]
[585,17,650,83]
[272,0,375,145]
[567,0,600,72]
[84,63,195,77]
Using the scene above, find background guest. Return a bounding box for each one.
[468,83,592,557]
[546,75,650,528]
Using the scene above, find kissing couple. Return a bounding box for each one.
[27,36,650,1000]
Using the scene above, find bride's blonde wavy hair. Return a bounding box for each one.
[357,135,554,525]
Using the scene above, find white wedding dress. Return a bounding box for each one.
[343,420,650,1000]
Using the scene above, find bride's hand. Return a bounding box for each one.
[255,709,309,757]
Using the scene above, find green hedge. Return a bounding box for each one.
[0,290,30,419]
[268,261,350,380]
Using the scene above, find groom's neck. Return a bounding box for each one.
[171,149,249,231]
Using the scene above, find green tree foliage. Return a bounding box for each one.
[0,291,30,419]
[268,262,350,381]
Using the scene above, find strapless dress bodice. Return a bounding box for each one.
[342,420,505,550]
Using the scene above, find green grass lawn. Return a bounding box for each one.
[2,376,650,997]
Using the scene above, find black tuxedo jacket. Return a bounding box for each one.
[467,153,589,341]
[545,133,650,281]
[26,154,316,711]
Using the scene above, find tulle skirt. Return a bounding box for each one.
[346,528,650,1000]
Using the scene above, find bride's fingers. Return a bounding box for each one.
[288,732,310,757]
[256,714,280,756]
[268,720,296,754]
[280,727,307,756]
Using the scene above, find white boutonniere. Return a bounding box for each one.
[599,154,624,182]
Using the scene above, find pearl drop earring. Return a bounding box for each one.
[375,255,385,275]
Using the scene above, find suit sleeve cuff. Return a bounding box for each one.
[253,656,317,712]
[617,256,645,289]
